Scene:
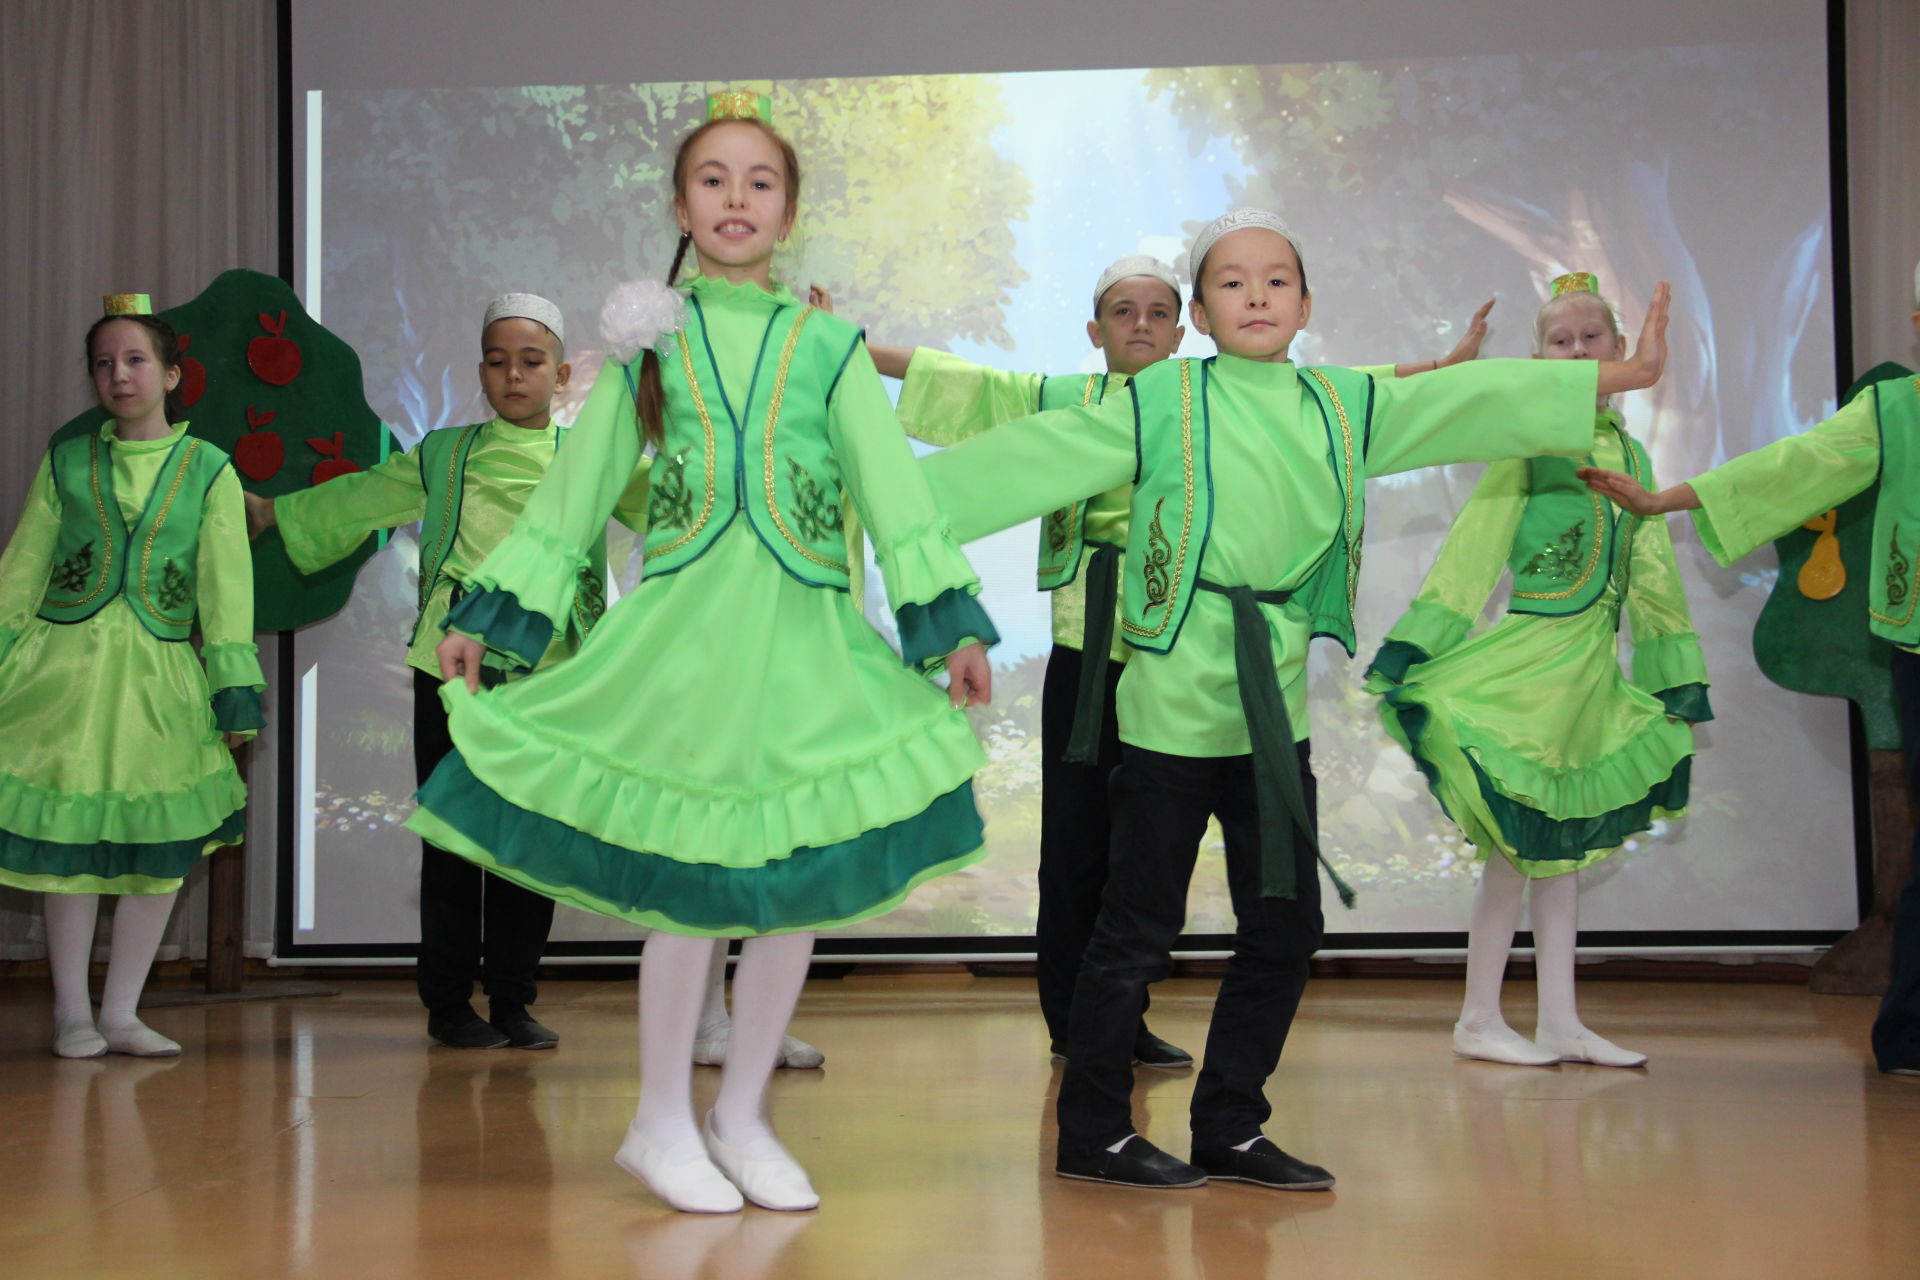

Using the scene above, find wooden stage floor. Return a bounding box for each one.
[2,971,1917,1279]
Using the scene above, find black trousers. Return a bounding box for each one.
[1057,743,1323,1154]
[1037,644,1152,1046]
[413,669,555,1014]
[1873,648,1920,1070]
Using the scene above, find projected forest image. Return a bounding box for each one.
[295,41,1852,947]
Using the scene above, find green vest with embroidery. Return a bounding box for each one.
[1119,359,1372,656]
[412,423,610,644]
[1507,415,1654,618]
[643,300,863,589]
[1867,375,1920,644]
[1035,372,1121,590]
[37,430,231,640]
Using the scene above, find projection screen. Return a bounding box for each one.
[282,0,1850,957]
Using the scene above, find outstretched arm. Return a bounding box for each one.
[1389,297,1496,379]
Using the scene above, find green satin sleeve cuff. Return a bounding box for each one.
[444,586,555,672]
[211,686,267,735]
[1364,639,1431,686]
[1384,601,1474,665]
[0,626,17,666]
[1656,682,1714,724]
[201,641,266,694]
[896,586,1001,672]
[1631,630,1710,698]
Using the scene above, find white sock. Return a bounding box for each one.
[1231,1137,1259,1152]
[1105,1133,1137,1154]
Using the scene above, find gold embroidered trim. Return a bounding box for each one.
[1868,378,1920,628]
[1121,362,1196,640]
[1302,370,1361,612]
[1511,424,1637,603]
[1037,374,1102,578]
[761,306,849,575]
[137,439,202,629]
[57,435,119,608]
[645,333,721,562]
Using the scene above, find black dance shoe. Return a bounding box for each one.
[1190,1137,1335,1190]
[1056,1136,1207,1189]
[1132,1029,1194,1070]
[428,1005,510,1049]
[489,1002,559,1050]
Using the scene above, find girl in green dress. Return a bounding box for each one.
[0,303,265,1060]
[1365,275,1712,1069]
[414,105,995,1214]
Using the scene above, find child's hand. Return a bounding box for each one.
[226,732,248,751]
[242,492,275,541]
[809,284,835,314]
[945,643,991,708]
[1578,468,1697,517]
[1439,297,1496,366]
[437,632,488,694]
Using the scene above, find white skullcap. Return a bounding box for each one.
[1092,254,1182,314]
[484,292,565,345]
[1186,209,1304,289]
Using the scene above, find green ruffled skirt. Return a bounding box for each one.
[1368,600,1694,878]
[0,602,246,894]
[409,526,988,936]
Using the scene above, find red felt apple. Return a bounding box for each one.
[176,333,208,408]
[306,432,362,485]
[248,311,303,386]
[235,406,284,481]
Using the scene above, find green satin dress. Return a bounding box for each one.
[1365,412,1713,877]
[0,421,265,894]
[406,277,994,937]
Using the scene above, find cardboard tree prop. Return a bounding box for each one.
[55,270,385,631]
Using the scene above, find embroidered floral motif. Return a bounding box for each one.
[157,559,191,612]
[1142,497,1174,610]
[1521,521,1588,581]
[1888,524,1911,608]
[649,452,693,531]
[49,543,96,595]
[785,458,842,543]
[574,565,607,628]
[1045,506,1074,555]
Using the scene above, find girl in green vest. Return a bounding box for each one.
[1366,275,1713,1070]
[0,302,265,1060]
[413,103,996,1214]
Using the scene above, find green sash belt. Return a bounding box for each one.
[1063,541,1123,765]
[1195,578,1356,907]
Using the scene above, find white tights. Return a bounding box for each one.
[44,891,181,1055]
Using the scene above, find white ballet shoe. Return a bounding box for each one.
[615,1124,744,1214]
[100,1019,180,1058]
[691,1025,826,1070]
[1533,1027,1647,1068]
[52,1019,108,1059]
[1451,1020,1560,1067]
[703,1112,819,1212]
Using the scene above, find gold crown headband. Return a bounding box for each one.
[1549,272,1600,299]
[103,294,153,316]
[707,90,771,122]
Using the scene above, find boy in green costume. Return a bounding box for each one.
[923,208,1672,1191]
[250,294,648,1051]
[1581,268,1920,1075]
[840,258,1491,1071]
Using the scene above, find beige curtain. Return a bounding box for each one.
[0,1,277,960]
[1847,0,1920,372]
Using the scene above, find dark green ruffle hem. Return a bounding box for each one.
[896,586,1001,671]
[414,752,985,933]
[1656,682,1715,724]
[1383,686,1689,864]
[445,586,552,672]
[211,687,266,733]
[0,808,244,886]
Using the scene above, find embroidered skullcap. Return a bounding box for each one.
[484,292,565,345]
[1186,209,1304,286]
[1092,255,1182,314]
